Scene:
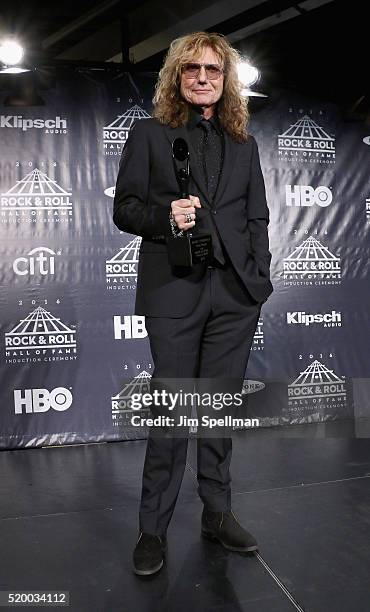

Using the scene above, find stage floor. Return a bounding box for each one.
[1,424,370,611]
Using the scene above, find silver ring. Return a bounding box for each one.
[185,213,192,223]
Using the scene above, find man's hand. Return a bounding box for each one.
[170,195,201,230]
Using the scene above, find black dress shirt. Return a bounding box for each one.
[185,107,227,265]
[186,107,224,204]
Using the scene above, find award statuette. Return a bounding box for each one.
[166,138,213,267]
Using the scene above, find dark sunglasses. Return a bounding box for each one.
[182,62,224,80]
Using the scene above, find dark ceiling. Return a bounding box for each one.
[0,0,368,118]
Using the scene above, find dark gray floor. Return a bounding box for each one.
[1,425,370,611]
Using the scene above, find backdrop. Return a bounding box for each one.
[1,70,369,449]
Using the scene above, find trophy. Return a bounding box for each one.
[166,138,213,267]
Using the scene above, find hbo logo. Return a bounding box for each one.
[113,315,147,339]
[286,185,332,207]
[13,387,73,414]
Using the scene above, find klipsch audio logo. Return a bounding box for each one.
[285,185,332,207]
[0,115,67,134]
[1,168,73,224]
[13,247,60,277]
[102,105,151,155]
[5,306,77,364]
[111,371,152,427]
[252,317,264,350]
[113,316,147,340]
[287,359,346,415]
[286,310,342,327]
[278,114,335,164]
[106,237,141,290]
[13,387,73,414]
[282,235,341,286]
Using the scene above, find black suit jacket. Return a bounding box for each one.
[113,117,273,317]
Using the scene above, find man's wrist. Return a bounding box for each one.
[169,211,184,237]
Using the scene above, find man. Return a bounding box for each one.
[113,31,273,576]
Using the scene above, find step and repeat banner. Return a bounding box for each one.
[0,71,369,449]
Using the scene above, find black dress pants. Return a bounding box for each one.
[139,257,262,535]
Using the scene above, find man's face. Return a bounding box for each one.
[179,46,224,111]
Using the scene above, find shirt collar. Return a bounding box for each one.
[187,106,222,135]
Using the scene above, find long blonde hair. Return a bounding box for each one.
[152,32,249,143]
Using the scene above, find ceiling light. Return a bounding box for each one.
[0,66,29,74]
[238,61,259,88]
[241,88,267,98]
[0,39,24,65]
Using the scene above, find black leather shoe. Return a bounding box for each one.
[201,508,258,552]
[132,532,167,576]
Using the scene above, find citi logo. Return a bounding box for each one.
[0,115,67,132]
[286,310,342,326]
[13,247,58,276]
[113,315,147,339]
[14,387,73,414]
[286,185,332,207]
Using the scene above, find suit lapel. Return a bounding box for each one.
[163,124,211,209]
